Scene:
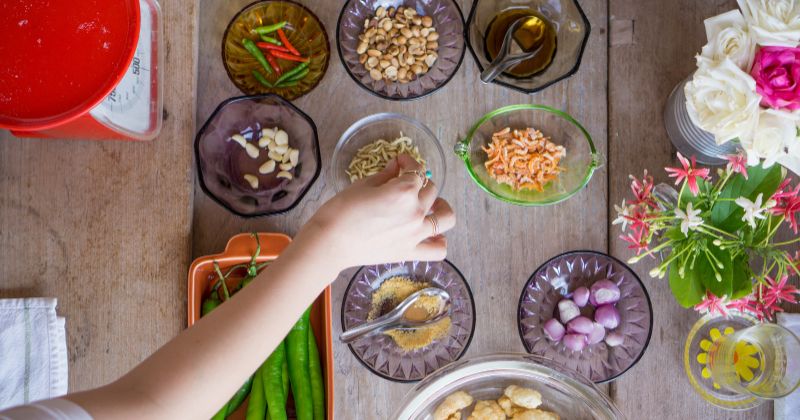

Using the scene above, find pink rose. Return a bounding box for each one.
[751,46,800,111]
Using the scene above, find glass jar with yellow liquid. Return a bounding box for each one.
[707,323,800,399]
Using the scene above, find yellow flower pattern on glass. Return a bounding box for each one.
[696,327,761,390]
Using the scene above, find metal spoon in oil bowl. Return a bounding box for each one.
[480,16,547,83]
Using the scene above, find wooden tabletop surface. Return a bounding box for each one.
[1,0,796,418]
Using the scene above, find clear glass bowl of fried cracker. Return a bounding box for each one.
[392,353,623,420]
[455,105,601,206]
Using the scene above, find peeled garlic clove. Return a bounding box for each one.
[259,160,276,174]
[245,143,260,159]
[279,163,293,171]
[289,149,299,166]
[268,150,283,161]
[274,130,289,146]
[243,174,259,189]
[277,171,293,180]
[261,128,276,139]
[230,134,247,147]
[274,144,289,155]
[267,140,278,151]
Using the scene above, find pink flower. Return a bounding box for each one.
[695,292,729,316]
[790,251,800,275]
[751,46,800,111]
[724,153,749,179]
[763,275,799,306]
[771,195,800,233]
[629,170,656,207]
[726,297,757,314]
[625,207,652,238]
[665,153,710,196]
[619,230,649,255]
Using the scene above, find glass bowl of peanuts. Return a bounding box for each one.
[336,0,466,100]
[392,353,623,419]
[455,104,601,206]
[195,94,321,217]
[331,112,446,193]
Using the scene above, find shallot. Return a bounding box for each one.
[589,279,621,306]
[605,331,624,347]
[566,316,594,335]
[594,304,621,329]
[587,322,606,344]
[563,333,587,351]
[543,318,565,341]
[572,287,590,307]
[558,299,581,323]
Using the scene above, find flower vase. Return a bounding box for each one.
[664,77,739,165]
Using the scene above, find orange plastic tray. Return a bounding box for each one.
[187,233,333,420]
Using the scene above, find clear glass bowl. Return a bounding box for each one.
[195,94,321,217]
[455,104,600,206]
[336,0,466,100]
[466,0,591,94]
[341,260,476,382]
[518,251,653,383]
[222,0,330,100]
[392,353,625,419]
[331,113,446,193]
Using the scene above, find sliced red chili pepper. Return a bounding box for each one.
[263,51,282,75]
[257,42,291,53]
[277,28,301,56]
[271,50,309,62]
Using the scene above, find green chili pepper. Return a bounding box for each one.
[275,62,309,85]
[282,357,289,404]
[201,296,221,317]
[276,81,298,88]
[286,309,313,420]
[242,38,273,74]
[211,404,228,420]
[259,35,282,45]
[246,364,267,420]
[284,68,309,83]
[308,326,325,420]
[226,376,254,416]
[263,343,288,420]
[252,21,287,35]
[252,70,274,88]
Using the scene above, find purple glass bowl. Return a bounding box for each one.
[195,95,321,217]
[517,251,653,383]
[342,260,476,382]
[336,0,466,100]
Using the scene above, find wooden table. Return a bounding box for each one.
[2,0,796,418]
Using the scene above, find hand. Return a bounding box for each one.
[295,154,456,271]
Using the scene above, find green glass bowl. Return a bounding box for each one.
[455,105,600,206]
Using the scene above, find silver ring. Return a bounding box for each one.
[426,214,439,237]
[399,169,428,187]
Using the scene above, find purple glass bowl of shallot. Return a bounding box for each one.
[517,250,653,383]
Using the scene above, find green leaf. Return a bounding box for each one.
[697,245,734,298]
[668,260,706,308]
[730,256,753,300]
[664,226,687,242]
[711,164,784,233]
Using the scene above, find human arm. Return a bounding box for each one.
[63,155,455,419]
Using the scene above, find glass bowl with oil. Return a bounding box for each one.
[222,0,330,100]
[466,0,590,94]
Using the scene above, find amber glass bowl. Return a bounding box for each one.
[222,0,330,100]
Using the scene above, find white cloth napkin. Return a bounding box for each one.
[0,298,68,410]
[775,312,800,420]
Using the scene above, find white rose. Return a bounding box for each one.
[685,58,761,145]
[700,10,757,71]
[738,0,800,47]
[743,109,797,167]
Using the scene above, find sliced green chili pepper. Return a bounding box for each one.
[263,343,288,420]
[252,21,287,35]
[242,38,272,74]
[252,70,274,88]
[308,326,325,420]
[275,62,309,85]
[286,309,313,420]
[246,364,267,420]
[259,35,282,46]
